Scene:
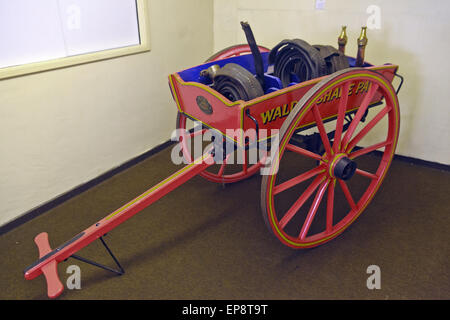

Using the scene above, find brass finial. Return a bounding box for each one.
[356,26,368,67]
[338,26,348,54]
[358,26,368,47]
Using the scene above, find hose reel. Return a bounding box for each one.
[269,39,349,87]
[204,63,264,102]
[313,44,349,74]
[203,23,350,101]
[201,22,265,102]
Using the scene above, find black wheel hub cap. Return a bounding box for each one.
[334,157,357,180]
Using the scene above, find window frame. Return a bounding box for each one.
[0,0,150,80]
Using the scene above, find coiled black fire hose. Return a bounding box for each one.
[313,44,349,74]
[269,39,349,87]
[269,39,327,87]
[213,63,264,102]
[210,27,349,101]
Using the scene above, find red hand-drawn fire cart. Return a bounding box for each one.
[24,24,403,298]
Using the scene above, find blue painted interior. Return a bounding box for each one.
[178,52,270,84]
[177,52,374,95]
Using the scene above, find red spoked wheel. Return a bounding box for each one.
[206,44,270,62]
[261,68,400,248]
[176,113,263,183]
[175,44,270,184]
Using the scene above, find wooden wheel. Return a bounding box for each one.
[174,45,270,184]
[176,113,262,183]
[206,44,269,62]
[261,68,400,248]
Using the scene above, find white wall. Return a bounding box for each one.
[2,0,449,228]
[214,0,450,165]
[0,0,214,227]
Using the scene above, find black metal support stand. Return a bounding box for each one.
[68,236,125,276]
[394,72,404,95]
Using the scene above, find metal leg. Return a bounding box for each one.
[394,72,404,95]
[68,236,125,276]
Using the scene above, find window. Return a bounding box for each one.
[0,0,150,79]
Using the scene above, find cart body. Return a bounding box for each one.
[169,52,398,146]
[23,41,402,299]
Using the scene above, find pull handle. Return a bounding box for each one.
[33,232,64,299]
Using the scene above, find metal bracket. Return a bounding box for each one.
[245,108,259,150]
[394,72,404,95]
[67,235,124,276]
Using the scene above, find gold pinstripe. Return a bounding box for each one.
[105,153,211,221]
[172,65,397,148]
[328,153,346,178]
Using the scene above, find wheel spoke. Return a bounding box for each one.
[274,165,326,195]
[242,148,248,174]
[217,153,232,177]
[299,179,330,240]
[326,179,336,233]
[341,83,379,149]
[217,162,226,177]
[286,143,322,161]
[179,141,194,163]
[338,180,357,211]
[279,174,325,229]
[179,139,194,163]
[346,105,391,152]
[355,168,378,180]
[348,140,391,159]
[312,105,333,156]
[260,69,401,248]
[333,82,350,153]
[189,128,207,138]
[178,113,262,183]
[180,125,205,163]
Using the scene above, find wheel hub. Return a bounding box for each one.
[329,154,357,180]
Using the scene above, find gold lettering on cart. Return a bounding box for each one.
[259,81,371,125]
[260,100,297,125]
[317,80,370,105]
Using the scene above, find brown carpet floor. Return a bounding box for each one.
[1,147,449,300]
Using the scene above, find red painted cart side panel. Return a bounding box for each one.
[170,64,397,145]
[169,73,243,142]
[242,65,398,135]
